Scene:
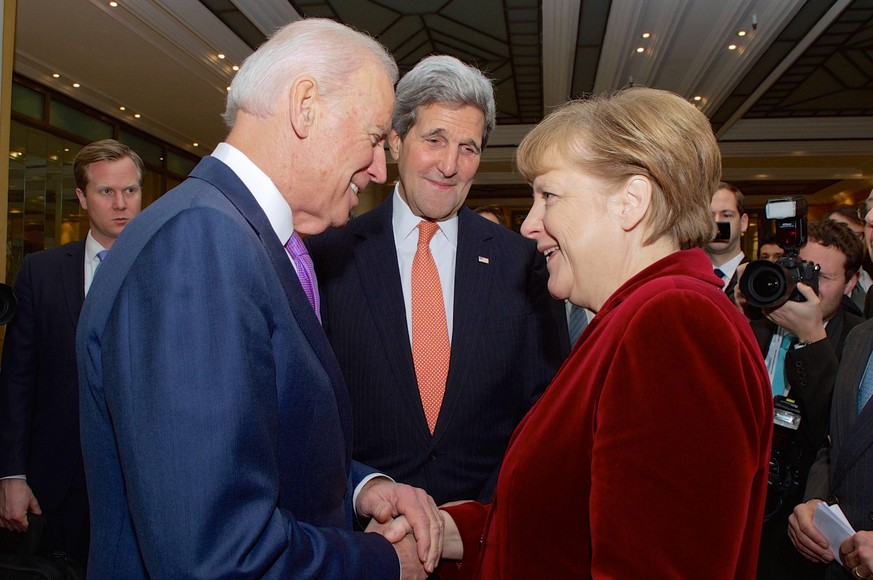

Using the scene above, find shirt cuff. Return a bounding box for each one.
[352,473,395,517]
[0,475,26,480]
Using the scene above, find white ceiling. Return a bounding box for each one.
[13,0,873,205]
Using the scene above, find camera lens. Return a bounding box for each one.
[740,261,792,309]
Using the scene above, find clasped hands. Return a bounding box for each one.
[357,477,443,578]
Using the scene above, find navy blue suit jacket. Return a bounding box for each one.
[307,199,566,505]
[0,241,88,558]
[77,157,396,578]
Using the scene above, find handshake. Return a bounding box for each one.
[357,477,464,579]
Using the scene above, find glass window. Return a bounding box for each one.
[50,100,112,141]
[120,130,164,167]
[11,82,45,120]
[167,151,197,177]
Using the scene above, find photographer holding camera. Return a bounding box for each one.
[737,212,864,579]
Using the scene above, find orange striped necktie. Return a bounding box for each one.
[411,220,450,434]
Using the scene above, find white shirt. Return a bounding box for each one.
[859,269,872,293]
[715,252,745,291]
[211,143,296,268]
[392,188,458,344]
[84,231,109,295]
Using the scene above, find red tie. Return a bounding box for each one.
[412,221,450,434]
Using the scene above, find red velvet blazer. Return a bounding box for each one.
[445,249,772,578]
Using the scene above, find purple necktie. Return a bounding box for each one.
[284,232,321,322]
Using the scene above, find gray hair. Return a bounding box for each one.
[392,55,496,147]
[223,18,398,128]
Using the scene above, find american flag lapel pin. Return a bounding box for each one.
[478,256,490,264]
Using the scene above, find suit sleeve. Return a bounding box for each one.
[589,291,770,578]
[89,208,397,578]
[0,256,38,477]
[786,339,838,464]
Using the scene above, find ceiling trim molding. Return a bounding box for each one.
[230,0,300,38]
[721,118,873,141]
[541,0,581,110]
[714,0,854,138]
[14,53,204,152]
[87,0,250,87]
[686,0,803,112]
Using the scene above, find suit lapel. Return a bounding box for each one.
[352,201,428,431]
[831,323,873,487]
[62,240,86,327]
[434,208,494,438]
[192,158,353,447]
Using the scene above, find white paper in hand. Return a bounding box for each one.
[812,502,856,565]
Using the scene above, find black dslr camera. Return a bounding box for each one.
[764,396,804,522]
[739,197,819,310]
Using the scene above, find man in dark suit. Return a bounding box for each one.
[0,139,144,562]
[307,55,565,507]
[789,316,873,579]
[76,20,441,579]
[740,220,864,579]
[706,181,749,302]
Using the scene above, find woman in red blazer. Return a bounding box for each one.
[438,87,773,578]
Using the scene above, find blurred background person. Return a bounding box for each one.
[0,139,143,564]
[706,181,749,302]
[472,205,505,226]
[825,204,869,313]
[759,233,785,262]
[437,87,772,578]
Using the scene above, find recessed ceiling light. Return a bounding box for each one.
[72,83,80,88]
[52,73,60,78]
[134,113,141,118]
[119,106,126,111]
[636,47,645,53]
[109,1,118,6]
[693,96,702,101]
[232,65,239,71]
[728,44,737,50]
[641,32,651,39]
[226,86,231,91]
[193,142,199,147]
[217,54,225,59]
[738,30,747,37]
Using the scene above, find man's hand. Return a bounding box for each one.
[788,499,833,563]
[840,531,873,579]
[0,478,41,533]
[392,532,429,580]
[765,282,826,344]
[357,478,443,573]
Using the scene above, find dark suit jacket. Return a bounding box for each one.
[723,255,748,303]
[76,156,396,578]
[0,241,87,557]
[752,309,862,579]
[806,318,873,579]
[752,308,863,463]
[307,199,566,505]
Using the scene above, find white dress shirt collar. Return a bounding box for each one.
[391,186,459,248]
[211,142,293,245]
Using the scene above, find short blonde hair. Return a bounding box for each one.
[516,87,720,249]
